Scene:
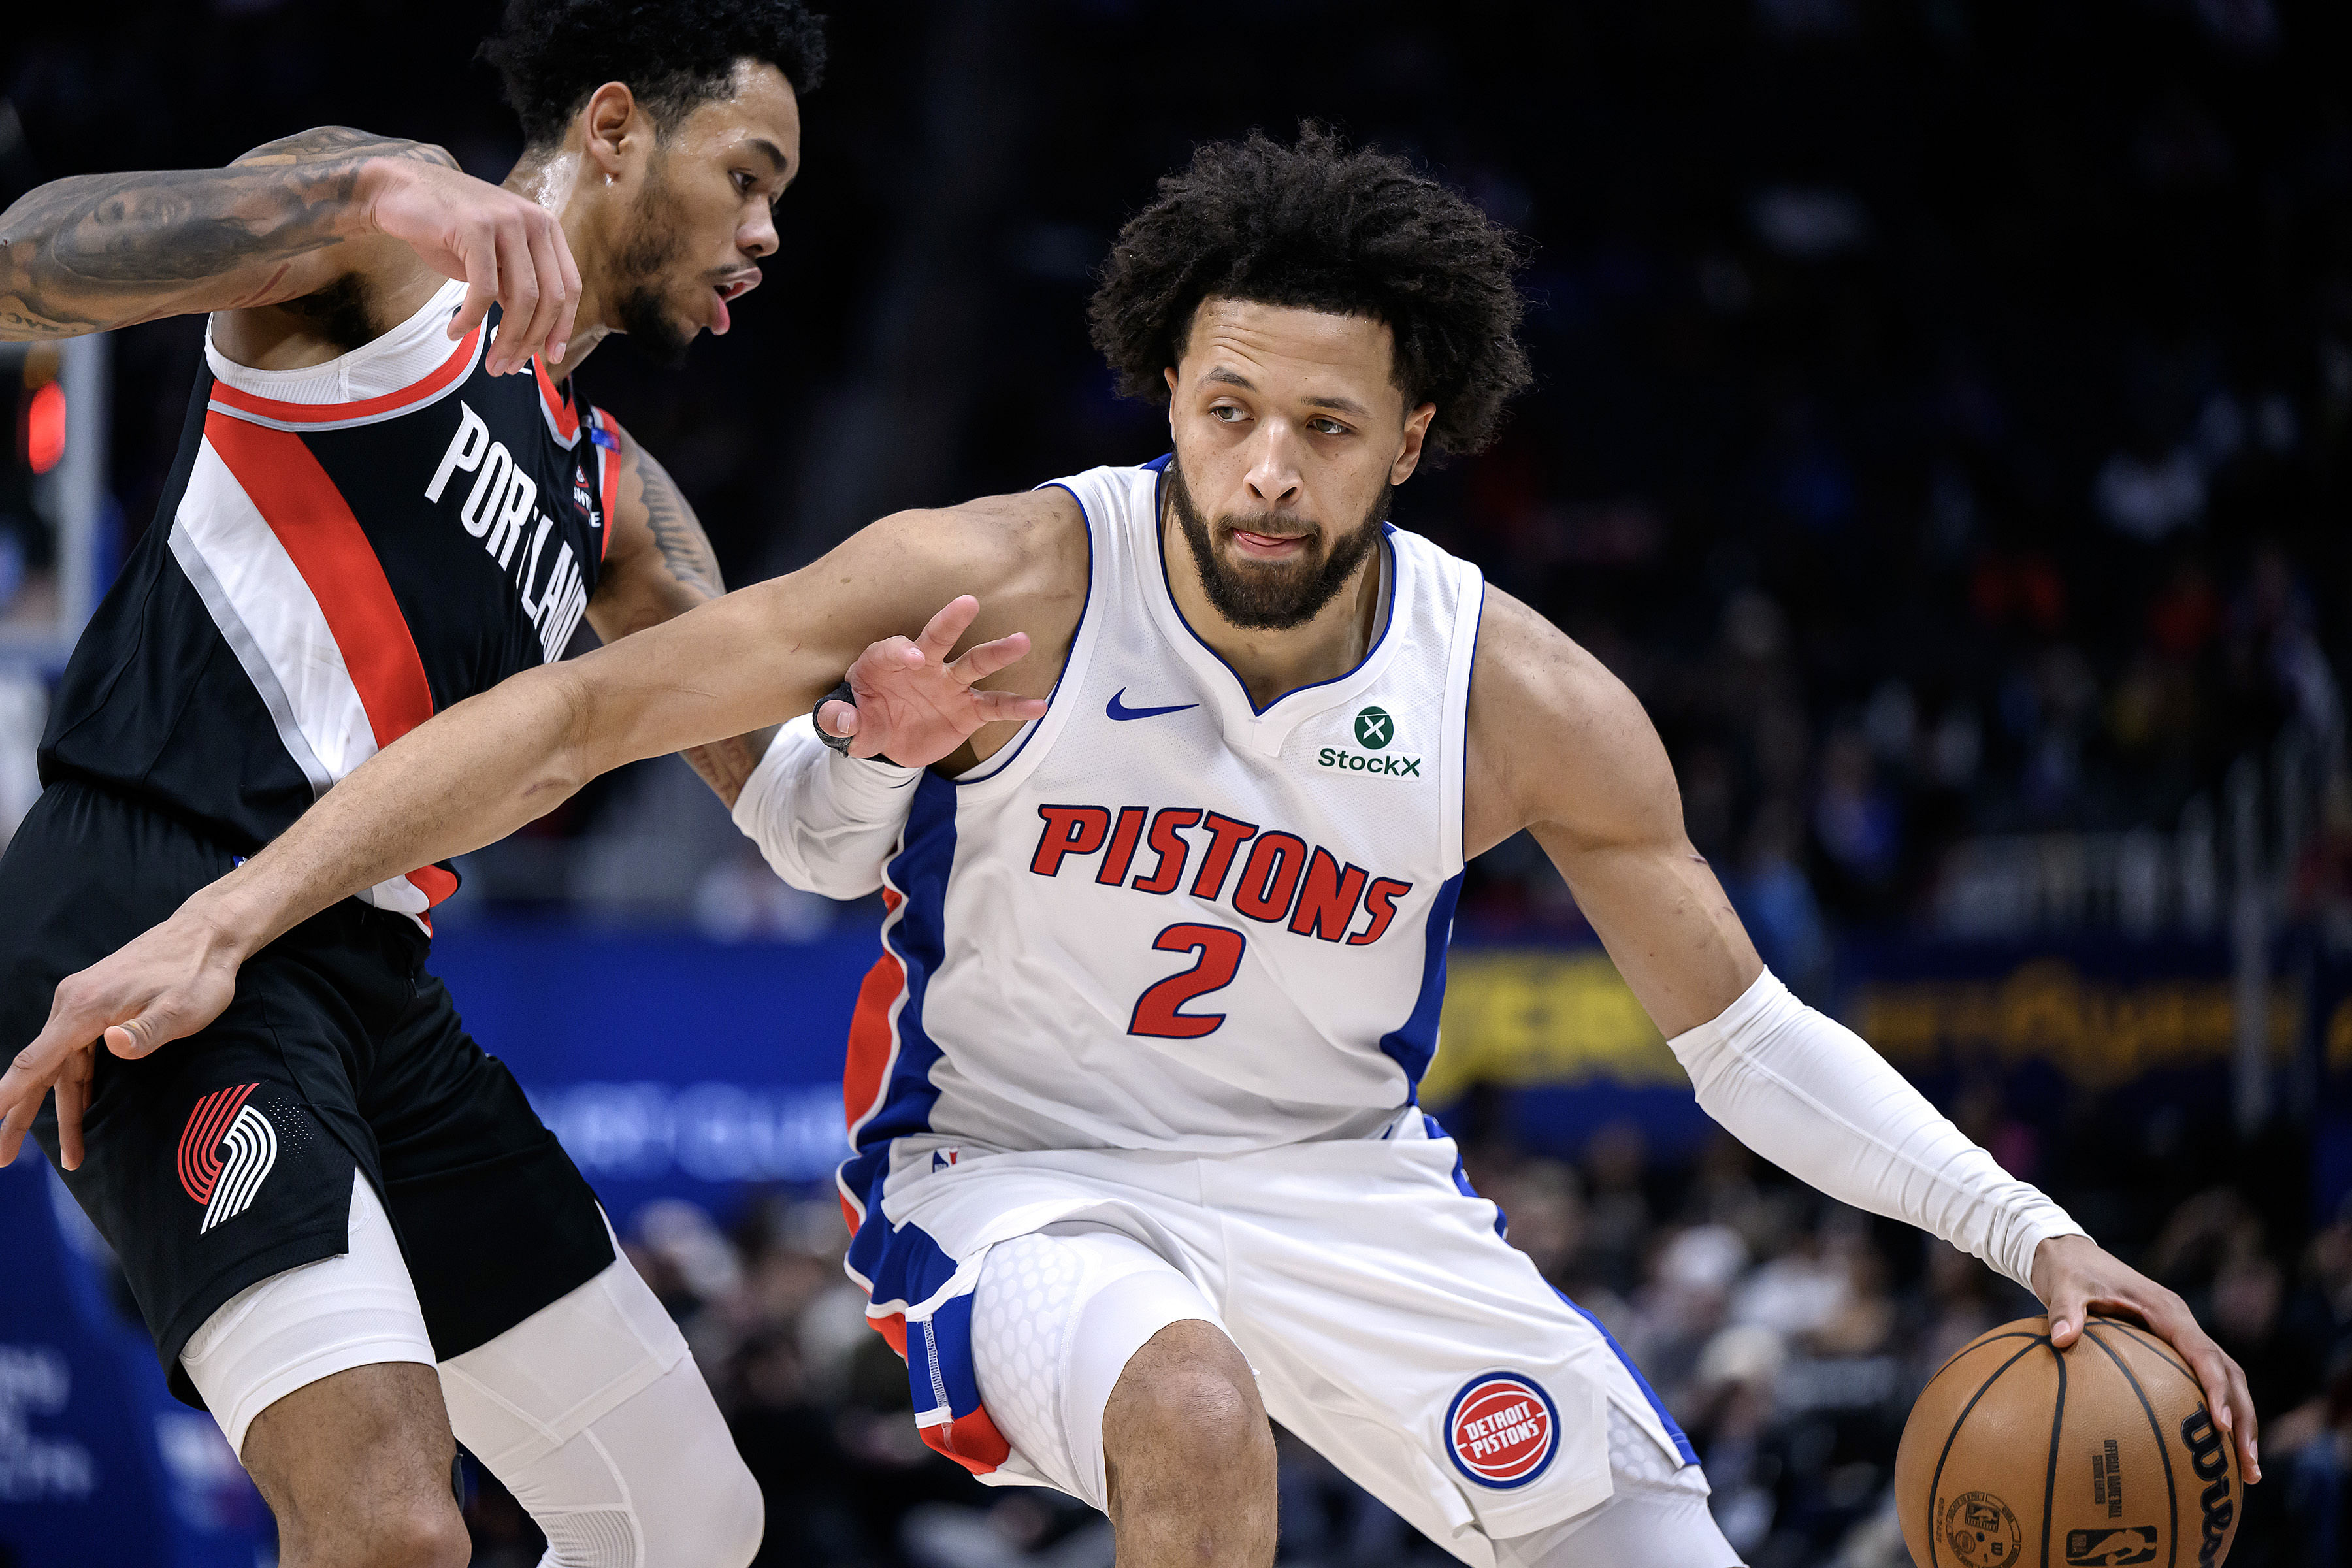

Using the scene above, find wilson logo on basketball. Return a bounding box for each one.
[1444,1373,1558,1488]
[176,1083,279,1235]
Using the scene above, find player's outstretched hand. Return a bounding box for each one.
[2031,1232,2261,1484]
[361,157,581,377]
[816,595,1051,767]
[0,909,242,1172]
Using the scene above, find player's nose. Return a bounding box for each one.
[1244,429,1303,508]
[739,203,779,260]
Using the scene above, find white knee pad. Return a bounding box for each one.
[178,1171,436,1458]
[438,1252,761,1568]
[969,1226,1222,1512]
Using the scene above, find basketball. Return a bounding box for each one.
[1895,1316,2241,1568]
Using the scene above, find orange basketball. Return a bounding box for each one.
[1893,1315,2240,1568]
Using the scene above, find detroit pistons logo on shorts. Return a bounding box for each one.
[1445,1371,1560,1488]
[176,1083,278,1234]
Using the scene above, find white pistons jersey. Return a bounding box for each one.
[841,454,1486,1196]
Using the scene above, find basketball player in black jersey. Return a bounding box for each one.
[0,4,1032,1565]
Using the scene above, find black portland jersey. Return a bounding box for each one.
[40,279,615,924]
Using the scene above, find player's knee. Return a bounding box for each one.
[1105,1322,1273,1491]
[315,1497,469,1568]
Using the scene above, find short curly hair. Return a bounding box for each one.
[1089,125,1533,457]
[481,0,827,147]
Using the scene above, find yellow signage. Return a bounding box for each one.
[1428,951,2301,1098]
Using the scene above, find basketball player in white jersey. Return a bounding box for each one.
[7,127,2259,1566]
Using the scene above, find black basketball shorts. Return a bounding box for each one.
[0,779,613,1407]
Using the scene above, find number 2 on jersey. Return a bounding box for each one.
[1128,924,1247,1039]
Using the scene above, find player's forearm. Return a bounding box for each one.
[1669,970,2084,1288]
[183,661,598,961]
[0,128,448,338]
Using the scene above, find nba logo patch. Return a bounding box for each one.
[1445,1371,1559,1488]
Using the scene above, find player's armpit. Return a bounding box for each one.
[1464,587,1761,1037]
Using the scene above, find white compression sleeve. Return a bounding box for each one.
[1667,969,2084,1291]
[729,714,921,898]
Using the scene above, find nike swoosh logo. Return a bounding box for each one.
[1106,689,1199,721]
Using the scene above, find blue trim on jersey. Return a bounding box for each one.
[1149,459,1402,719]
[1422,1113,1702,1469]
[1424,1112,1508,1239]
[955,483,1096,787]
[841,774,959,1290]
[1142,452,1174,473]
[1377,870,1463,1100]
[1553,1286,1701,1467]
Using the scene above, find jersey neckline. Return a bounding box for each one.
[1139,457,1409,757]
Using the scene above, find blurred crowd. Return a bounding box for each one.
[6,1,2347,938]
[448,1110,2350,1568]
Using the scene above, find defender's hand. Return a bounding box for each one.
[0,911,244,1171]
[360,158,581,376]
[2032,1232,2261,1484]
[816,596,1050,767]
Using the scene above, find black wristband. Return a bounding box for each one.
[815,680,900,766]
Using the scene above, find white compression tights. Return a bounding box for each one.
[182,1176,762,1568]
[1490,1406,1743,1567]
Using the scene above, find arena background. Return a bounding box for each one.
[4,2,2350,1563]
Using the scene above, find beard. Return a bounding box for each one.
[1166,459,1390,631]
[610,162,696,370]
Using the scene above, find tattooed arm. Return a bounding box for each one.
[585,416,778,807]
[0,125,578,374]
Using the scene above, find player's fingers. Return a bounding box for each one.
[55,1058,86,1172]
[817,700,860,738]
[450,220,500,346]
[847,636,915,688]
[510,216,566,375]
[104,1014,173,1060]
[949,631,1034,687]
[914,596,981,663]
[970,689,1051,722]
[2044,1284,2091,1347]
[544,216,582,368]
[0,1088,42,1167]
[489,225,538,376]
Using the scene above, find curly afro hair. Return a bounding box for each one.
[1089,125,1533,457]
[481,0,827,147]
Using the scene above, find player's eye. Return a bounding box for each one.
[1209,404,1247,423]
[733,171,755,193]
[1309,417,1350,436]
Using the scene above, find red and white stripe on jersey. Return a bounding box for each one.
[531,355,583,449]
[171,410,455,920]
[203,278,482,434]
[838,885,911,1290]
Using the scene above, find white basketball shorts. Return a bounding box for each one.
[866,1109,1705,1566]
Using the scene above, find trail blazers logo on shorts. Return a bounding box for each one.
[1445,1371,1559,1488]
[176,1083,279,1234]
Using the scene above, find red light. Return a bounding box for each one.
[24,381,65,474]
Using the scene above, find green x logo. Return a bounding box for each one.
[1354,706,1393,750]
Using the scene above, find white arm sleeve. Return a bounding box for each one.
[728,715,921,899]
[1667,968,2085,1292]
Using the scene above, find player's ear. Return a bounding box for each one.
[1390,402,1436,486]
[581,82,642,180]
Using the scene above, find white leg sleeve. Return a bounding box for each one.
[437,1254,762,1568]
[178,1171,436,1458]
[969,1226,1222,1513]
[1667,968,2085,1290]
[1493,1406,1740,1567]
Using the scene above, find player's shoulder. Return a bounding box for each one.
[1469,587,1633,726]
[1466,587,1674,845]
